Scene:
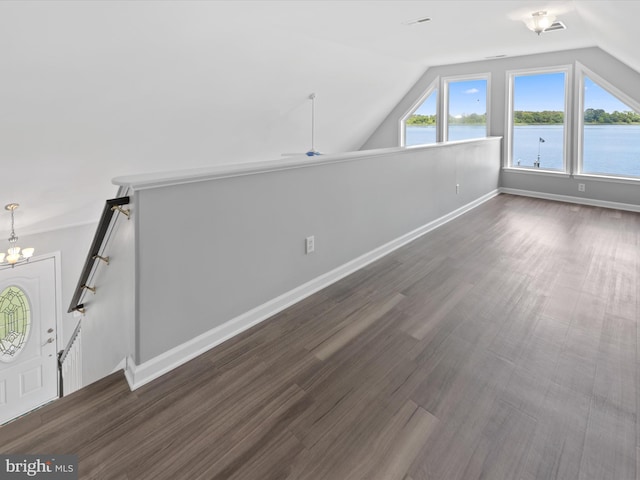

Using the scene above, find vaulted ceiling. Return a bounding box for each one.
[1,0,638,234]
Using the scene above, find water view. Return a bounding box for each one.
[405,124,640,178]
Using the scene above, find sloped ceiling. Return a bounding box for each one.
[0,0,637,234]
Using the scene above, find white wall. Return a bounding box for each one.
[362,47,640,207]
[19,209,134,388]
[74,212,135,387]
[21,223,96,346]
[123,140,500,365]
[18,215,135,385]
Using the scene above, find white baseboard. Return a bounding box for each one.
[111,358,126,374]
[500,188,640,212]
[125,189,500,390]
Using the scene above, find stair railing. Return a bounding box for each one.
[67,196,130,314]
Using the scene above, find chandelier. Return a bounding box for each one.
[526,11,556,35]
[0,203,34,266]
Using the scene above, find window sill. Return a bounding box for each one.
[574,173,640,185]
[502,167,570,178]
[502,168,640,185]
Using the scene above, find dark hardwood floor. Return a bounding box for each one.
[2,194,638,479]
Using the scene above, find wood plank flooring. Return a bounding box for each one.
[2,194,638,480]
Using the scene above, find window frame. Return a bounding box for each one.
[575,62,640,182]
[400,78,439,147]
[505,65,572,175]
[442,73,491,142]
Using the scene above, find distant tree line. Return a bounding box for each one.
[448,113,486,125]
[514,111,564,124]
[407,109,640,127]
[405,114,436,126]
[405,113,487,125]
[583,108,640,124]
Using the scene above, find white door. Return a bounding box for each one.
[0,257,58,424]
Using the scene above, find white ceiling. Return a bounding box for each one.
[0,0,638,235]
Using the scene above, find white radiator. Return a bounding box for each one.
[60,325,82,396]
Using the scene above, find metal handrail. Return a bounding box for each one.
[57,320,82,397]
[67,196,130,313]
[58,320,82,366]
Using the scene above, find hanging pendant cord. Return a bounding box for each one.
[9,207,17,243]
[310,93,316,152]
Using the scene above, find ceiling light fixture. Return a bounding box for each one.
[526,11,556,35]
[0,204,34,267]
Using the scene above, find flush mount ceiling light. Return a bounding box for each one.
[525,11,556,35]
[0,204,34,267]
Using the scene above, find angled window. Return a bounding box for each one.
[507,69,569,172]
[445,76,488,141]
[402,85,437,147]
[580,74,640,178]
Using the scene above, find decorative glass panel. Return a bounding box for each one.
[0,286,31,363]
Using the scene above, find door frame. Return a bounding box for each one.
[0,251,63,396]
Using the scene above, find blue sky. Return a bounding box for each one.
[584,76,630,112]
[414,79,488,117]
[514,73,630,112]
[448,79,487,117]
[412,73,633,117]
[415,90,437,115]
[514,73,565,111]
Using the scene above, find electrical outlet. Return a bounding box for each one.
[578,183,586,192]
[456,184,460,194]
[305,235,315,254]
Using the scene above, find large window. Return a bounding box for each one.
[445,76,488,141]
[508,69,568,171]
[580,74,640,178]
[403,86,437,147]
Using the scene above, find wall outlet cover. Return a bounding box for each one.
[305,236,315,254]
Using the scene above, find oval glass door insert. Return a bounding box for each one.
[0,286,32,363]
